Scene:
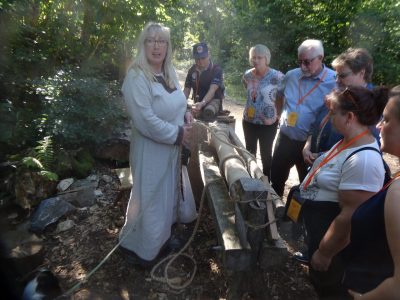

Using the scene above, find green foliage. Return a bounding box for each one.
[19,136,58,182]
[35,136,54,170]
[1,0,399,181]
[0,101,16,144]
[38,170,59,181]
[21,156,43,170]
[34,67,127,149]
[71,149,95,178]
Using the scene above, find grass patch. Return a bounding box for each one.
[174,59,193,72]
[225,82,246,104]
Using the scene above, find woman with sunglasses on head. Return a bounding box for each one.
[345,86,400,299]
[119,22,193,267]
[302,48,376,165]
[299,86,389,297]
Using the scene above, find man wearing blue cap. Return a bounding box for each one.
[184,42,224,119]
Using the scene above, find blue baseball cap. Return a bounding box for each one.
[192,42,209,59]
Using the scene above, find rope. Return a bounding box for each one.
[56,119,281,297]
[195,120,282,203]
[150,178,222,290]
[218,153,247,175]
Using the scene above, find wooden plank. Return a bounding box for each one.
[198,144,252,271]
[260,176,280,241]
[228,127,285,215]
[227,127,282,241]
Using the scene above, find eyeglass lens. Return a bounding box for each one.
[297,56,317,66]
[146,38,167,46]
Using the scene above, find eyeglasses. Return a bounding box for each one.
[145,38,168,47]
[336,71,353,79]
[297,56,319,66]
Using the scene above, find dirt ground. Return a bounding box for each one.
[6,75,399,299]
[27,96,321,300]
[41,95,398,300]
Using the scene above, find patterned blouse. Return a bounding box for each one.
[242,67,284,125]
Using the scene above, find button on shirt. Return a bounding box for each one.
[278,66,336,141]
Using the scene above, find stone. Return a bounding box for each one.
[57,178,74,192]
[56,219,75,233]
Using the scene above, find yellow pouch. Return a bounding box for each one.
[287,111,298,127]
[287,197,303,222]
[247,106,255,119]
[285,186,305,223]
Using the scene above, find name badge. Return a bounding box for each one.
[287,111,298,127]
[247,106,255,119]
[287,196,303,222]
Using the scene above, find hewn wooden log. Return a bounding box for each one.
[228,127,285,218]
[202,98,221,121]
[209,125,249,192]
[198,144,252,271]
[201,123,288,269]
[209,125,268,262]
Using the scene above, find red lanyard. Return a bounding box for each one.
[195,71,200,99]
[297,70,327,106]
[303,129,370,189]
[319,111,331,129]
[250,68,267,101]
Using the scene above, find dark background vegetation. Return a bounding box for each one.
[0,0,399,183]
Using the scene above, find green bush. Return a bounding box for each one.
[34,67,127,150]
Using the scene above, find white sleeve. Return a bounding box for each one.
[339,150,385,192]
[122,70,179,145]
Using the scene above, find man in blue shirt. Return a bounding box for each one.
[271,39,336,197]
[184,42,224,120]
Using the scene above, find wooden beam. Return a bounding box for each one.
[228,127,285,217]
[198,144,252,271]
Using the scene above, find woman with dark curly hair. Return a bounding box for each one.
[299,86,389,297]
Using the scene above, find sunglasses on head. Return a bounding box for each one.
[340,88,359,110]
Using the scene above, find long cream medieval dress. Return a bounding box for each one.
[119,68,186,261]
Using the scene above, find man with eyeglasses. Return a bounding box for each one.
[271,39,336,198]
[184,42,225,120]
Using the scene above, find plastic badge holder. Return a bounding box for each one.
[286,193,304,223]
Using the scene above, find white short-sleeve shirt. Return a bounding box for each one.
[300,141,385,203]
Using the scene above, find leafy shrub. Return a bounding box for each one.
[34,67,127,150]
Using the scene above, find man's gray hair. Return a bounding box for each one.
[298,39,324,57]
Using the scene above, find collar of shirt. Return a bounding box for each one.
[196,60,213,73]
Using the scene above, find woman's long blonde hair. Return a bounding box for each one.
[128,22,177,89]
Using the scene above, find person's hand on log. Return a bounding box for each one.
[185,110,194,124]
[182,123,192,149]
[192,101,206,115]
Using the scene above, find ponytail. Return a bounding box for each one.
[372,86,390,122]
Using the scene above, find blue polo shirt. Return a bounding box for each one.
[278,65,336,141]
